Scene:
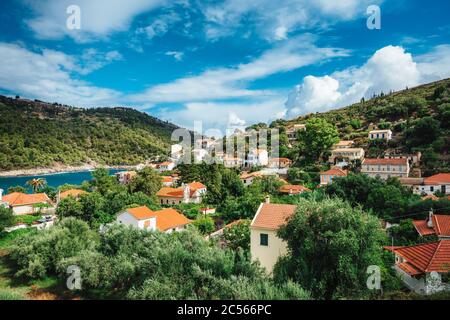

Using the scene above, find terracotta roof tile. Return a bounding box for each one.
[320,168,348,176]
[413,220,436,236]
[126,206,155,219]
[432,215,450,237]
[278,185,311,194]
[125,206,191,231]
[362,158,408,165]
[2,192,52,206]
[251,203,297,230]
[423,173,450,185]
[60,189,87,200]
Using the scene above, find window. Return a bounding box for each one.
[260,233,268,246]
[430,186,434,192]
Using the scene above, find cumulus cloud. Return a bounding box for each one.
[131,35,348,103]
[24,0,168,41]
[286,45,450,118]
[201,0,382,41]
[0,42,122,106]
[165,51,184,61]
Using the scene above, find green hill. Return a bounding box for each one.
[0,95,179,170]
[274,78,450,176]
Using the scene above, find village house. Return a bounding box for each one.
[245,149,269,167]
[222,155,244,168]
[385,241,450,295]
[161,176,175,187]
[278,184,311,195]
[384,152,421,166]
[250,199,297,273]
[171,144,184,162]
[156,182,207,205]
[268,157,292,169]
[399,177,424,193]
[361,158,410,180]
[240,171,264,187]
[286,124,306,143]
[331,140,354,149]
[57,189,87,203]
[116,206,191,233]
[115,171,137,184]
[156,161,176,173]
[368,129,393,140]
[320,167,348,185]
[199,207,216,215]
[329,148,365,164]
[0,190,54,215]
[413,211,450,240]
[416,173,450,196]
[195,137,216,150]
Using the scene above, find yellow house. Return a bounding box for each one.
[250,199,297,273]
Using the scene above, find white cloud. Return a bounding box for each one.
[201,0,382,41]
[132,35,348,103]
[24,0,168,41]
[0,42,122,106]
[286,45,450,118]
[165,51,184,61]
[158,98,286,134]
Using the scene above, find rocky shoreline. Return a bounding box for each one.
[0,164,139,177]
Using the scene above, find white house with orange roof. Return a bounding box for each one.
[268,158,292,169]
[1,191,54,215]
[250,198,297,273]
[416,173,450,196]
[156,182,207,205]
[157,161,176,172]
[278,184,311,195]
[116,206,191,233]
[115,171,137,184]
[385,241,450,295]
[320,167,348,185]
[361,158,410,180]
[369,129,392,141]
[245,149,268,167]
[57,189,87,203]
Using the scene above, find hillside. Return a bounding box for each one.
[0,96,179,171]
[277,78,450,175]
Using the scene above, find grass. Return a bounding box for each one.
[0,228,36,249]
[14,214,42,225]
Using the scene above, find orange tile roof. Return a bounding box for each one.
[413,220,436,236]
[421,194,439,201]
[279,185,311,194]
[386,241,450,274]
[362,158,408,165]
[126,206,155,219]
[60,189,87,200]
[156,182,206,198]
[153,208,192,231]
[162,176,173,183]
[125,206,191,231]
[251,203,297,230]
[320,167,348,176]
[240,171,263,179]
[2,192,52,206]
[270,157,292,163]
[413,215,450,237]
[423,173,450,185]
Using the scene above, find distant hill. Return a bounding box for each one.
[274,78,450,176]
[0,95,179,170]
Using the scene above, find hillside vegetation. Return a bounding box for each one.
[276,78,450,175]
[0,96,179,170]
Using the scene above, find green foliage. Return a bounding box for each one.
[295,118,339,163]
[9,221,310,300]
[128,167,162,200]
[0,206,15,233]
[7,186,27,193]
[223,220,250,251]
[0,96,177,170]
[193,216,215,235]
[388,219,437,246]
[274,198,387,299]
[405,117,440,148]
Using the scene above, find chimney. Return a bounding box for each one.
[265,195,270,204]
[427,209,434,228]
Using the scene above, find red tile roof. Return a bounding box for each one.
[60,189,87,200]
[278,185,311,194]
[320,167,348,176]
[413,220,436,236]
[421,194,439,201]
[2,192,52,206]
[413,215,450,237]
[385,241,450,274]
[423,173,450,185]
[251,203,297,230]
[362,158,408,165]
[156,182,206,198]
[124,206,192,231]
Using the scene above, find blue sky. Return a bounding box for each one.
[0,0,449,134]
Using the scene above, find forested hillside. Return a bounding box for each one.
[0,96,179,170]
[274,78,450,175]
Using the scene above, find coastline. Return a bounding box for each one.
[0,164,139,178]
